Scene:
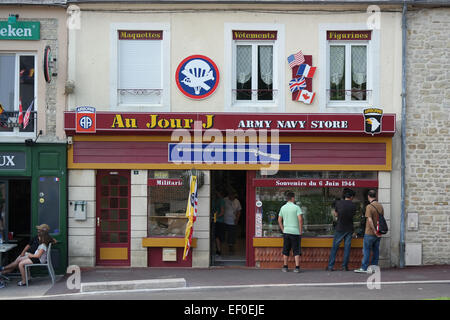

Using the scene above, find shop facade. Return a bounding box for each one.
[64,111,396,268]
[65,1,403,268]
[0,3,68,274]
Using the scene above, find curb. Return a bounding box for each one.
[80,278,187,293]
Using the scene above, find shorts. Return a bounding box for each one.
[30,258,41,264]
[215,222,225,242]
[282,233,302,256]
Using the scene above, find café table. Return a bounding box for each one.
[0,243,18,281]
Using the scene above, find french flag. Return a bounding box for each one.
[296,64,316,78]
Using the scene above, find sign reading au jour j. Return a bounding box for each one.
[0,21,40,40]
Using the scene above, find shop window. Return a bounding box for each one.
[0,54,36,134]
[254,171,378,237]
[147,170,190,237]
[111,24,170,111]
[225,24,285,112]
[256,187,368,237]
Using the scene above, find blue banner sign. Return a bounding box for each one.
[168,143,291,164]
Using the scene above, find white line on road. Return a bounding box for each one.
[3,279,450,300]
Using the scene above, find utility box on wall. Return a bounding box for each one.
[405,243,422,266]
[73,200,87,221]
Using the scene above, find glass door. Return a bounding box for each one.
[96,170,130,266]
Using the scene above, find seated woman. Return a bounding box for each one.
[0,227,54,286]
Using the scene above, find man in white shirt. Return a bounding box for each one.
[224,192,242,253]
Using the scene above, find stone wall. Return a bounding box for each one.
[405,7,450,265]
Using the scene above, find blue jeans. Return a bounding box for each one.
[327,231,353,269]
[361,234,381,270]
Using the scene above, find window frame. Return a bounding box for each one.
[319,24,380,113]
[0,52,37,138]
[225,23,285,113]
[110,23,170,112]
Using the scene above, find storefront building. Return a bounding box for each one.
[0,2,68,274]
[65,0,403,269]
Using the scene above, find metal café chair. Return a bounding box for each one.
[25,242,56,286]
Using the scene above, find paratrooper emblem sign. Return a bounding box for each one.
[175,55,220,100]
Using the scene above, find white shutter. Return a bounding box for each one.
[118,39,162,105]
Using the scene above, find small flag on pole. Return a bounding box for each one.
[287,51,305,69]
[23,100,34,129]
[18,99,23,125]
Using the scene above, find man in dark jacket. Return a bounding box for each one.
[326,188,356,271]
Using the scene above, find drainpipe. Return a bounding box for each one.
[400,1,407,268]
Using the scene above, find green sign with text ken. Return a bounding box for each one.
[0,21,40,40]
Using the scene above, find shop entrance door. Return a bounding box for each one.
[210,170,246,266]
[96,170,131,266]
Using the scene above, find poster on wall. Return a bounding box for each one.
[175,55,220,100]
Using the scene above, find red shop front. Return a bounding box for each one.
[64,110,395,268]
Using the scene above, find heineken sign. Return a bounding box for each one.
[0,21,40,40]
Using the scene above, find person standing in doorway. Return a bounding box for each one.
[326,188,356,271]
[355,189,384,273]
[213,189,225,256]
[224,191,242,254]
[278,192,303,273]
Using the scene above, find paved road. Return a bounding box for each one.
[35,281,450,300]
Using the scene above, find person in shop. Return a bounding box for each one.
[213,189,226,256]
[0,224,56,286]
[223,191,242,254]
[326,188,356,272]
[278,192,303,273]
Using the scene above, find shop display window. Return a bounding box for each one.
[147,170,190,237]
[255,171,376,237]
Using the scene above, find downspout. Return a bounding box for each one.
[400,1,407,268]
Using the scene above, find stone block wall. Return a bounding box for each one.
[405,7,450,265]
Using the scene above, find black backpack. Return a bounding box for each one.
[370,203,388,235]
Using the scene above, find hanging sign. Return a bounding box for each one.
[75,106,96,133]
[175,55,220,100]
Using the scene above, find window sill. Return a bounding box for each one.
[253,237,363,248]
[142,237,197,248]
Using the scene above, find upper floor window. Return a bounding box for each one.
[110,24,170,111]
[0,53,36,135]
[319,26,379,113]
[225,24,285,113]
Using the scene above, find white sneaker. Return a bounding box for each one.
[354,268,369,274]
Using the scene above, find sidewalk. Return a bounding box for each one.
[1,265,449,299]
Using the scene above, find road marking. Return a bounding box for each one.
[3,279,450,300]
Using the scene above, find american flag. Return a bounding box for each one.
[289,77,307,93]
[287,50,305,69]
[23,100,34,129]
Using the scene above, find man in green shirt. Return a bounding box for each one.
[278,192,303,273]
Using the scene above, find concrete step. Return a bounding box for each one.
[80,278,186,293]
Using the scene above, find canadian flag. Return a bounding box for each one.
[296,90,316,104]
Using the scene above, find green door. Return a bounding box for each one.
[31,144,67,275]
